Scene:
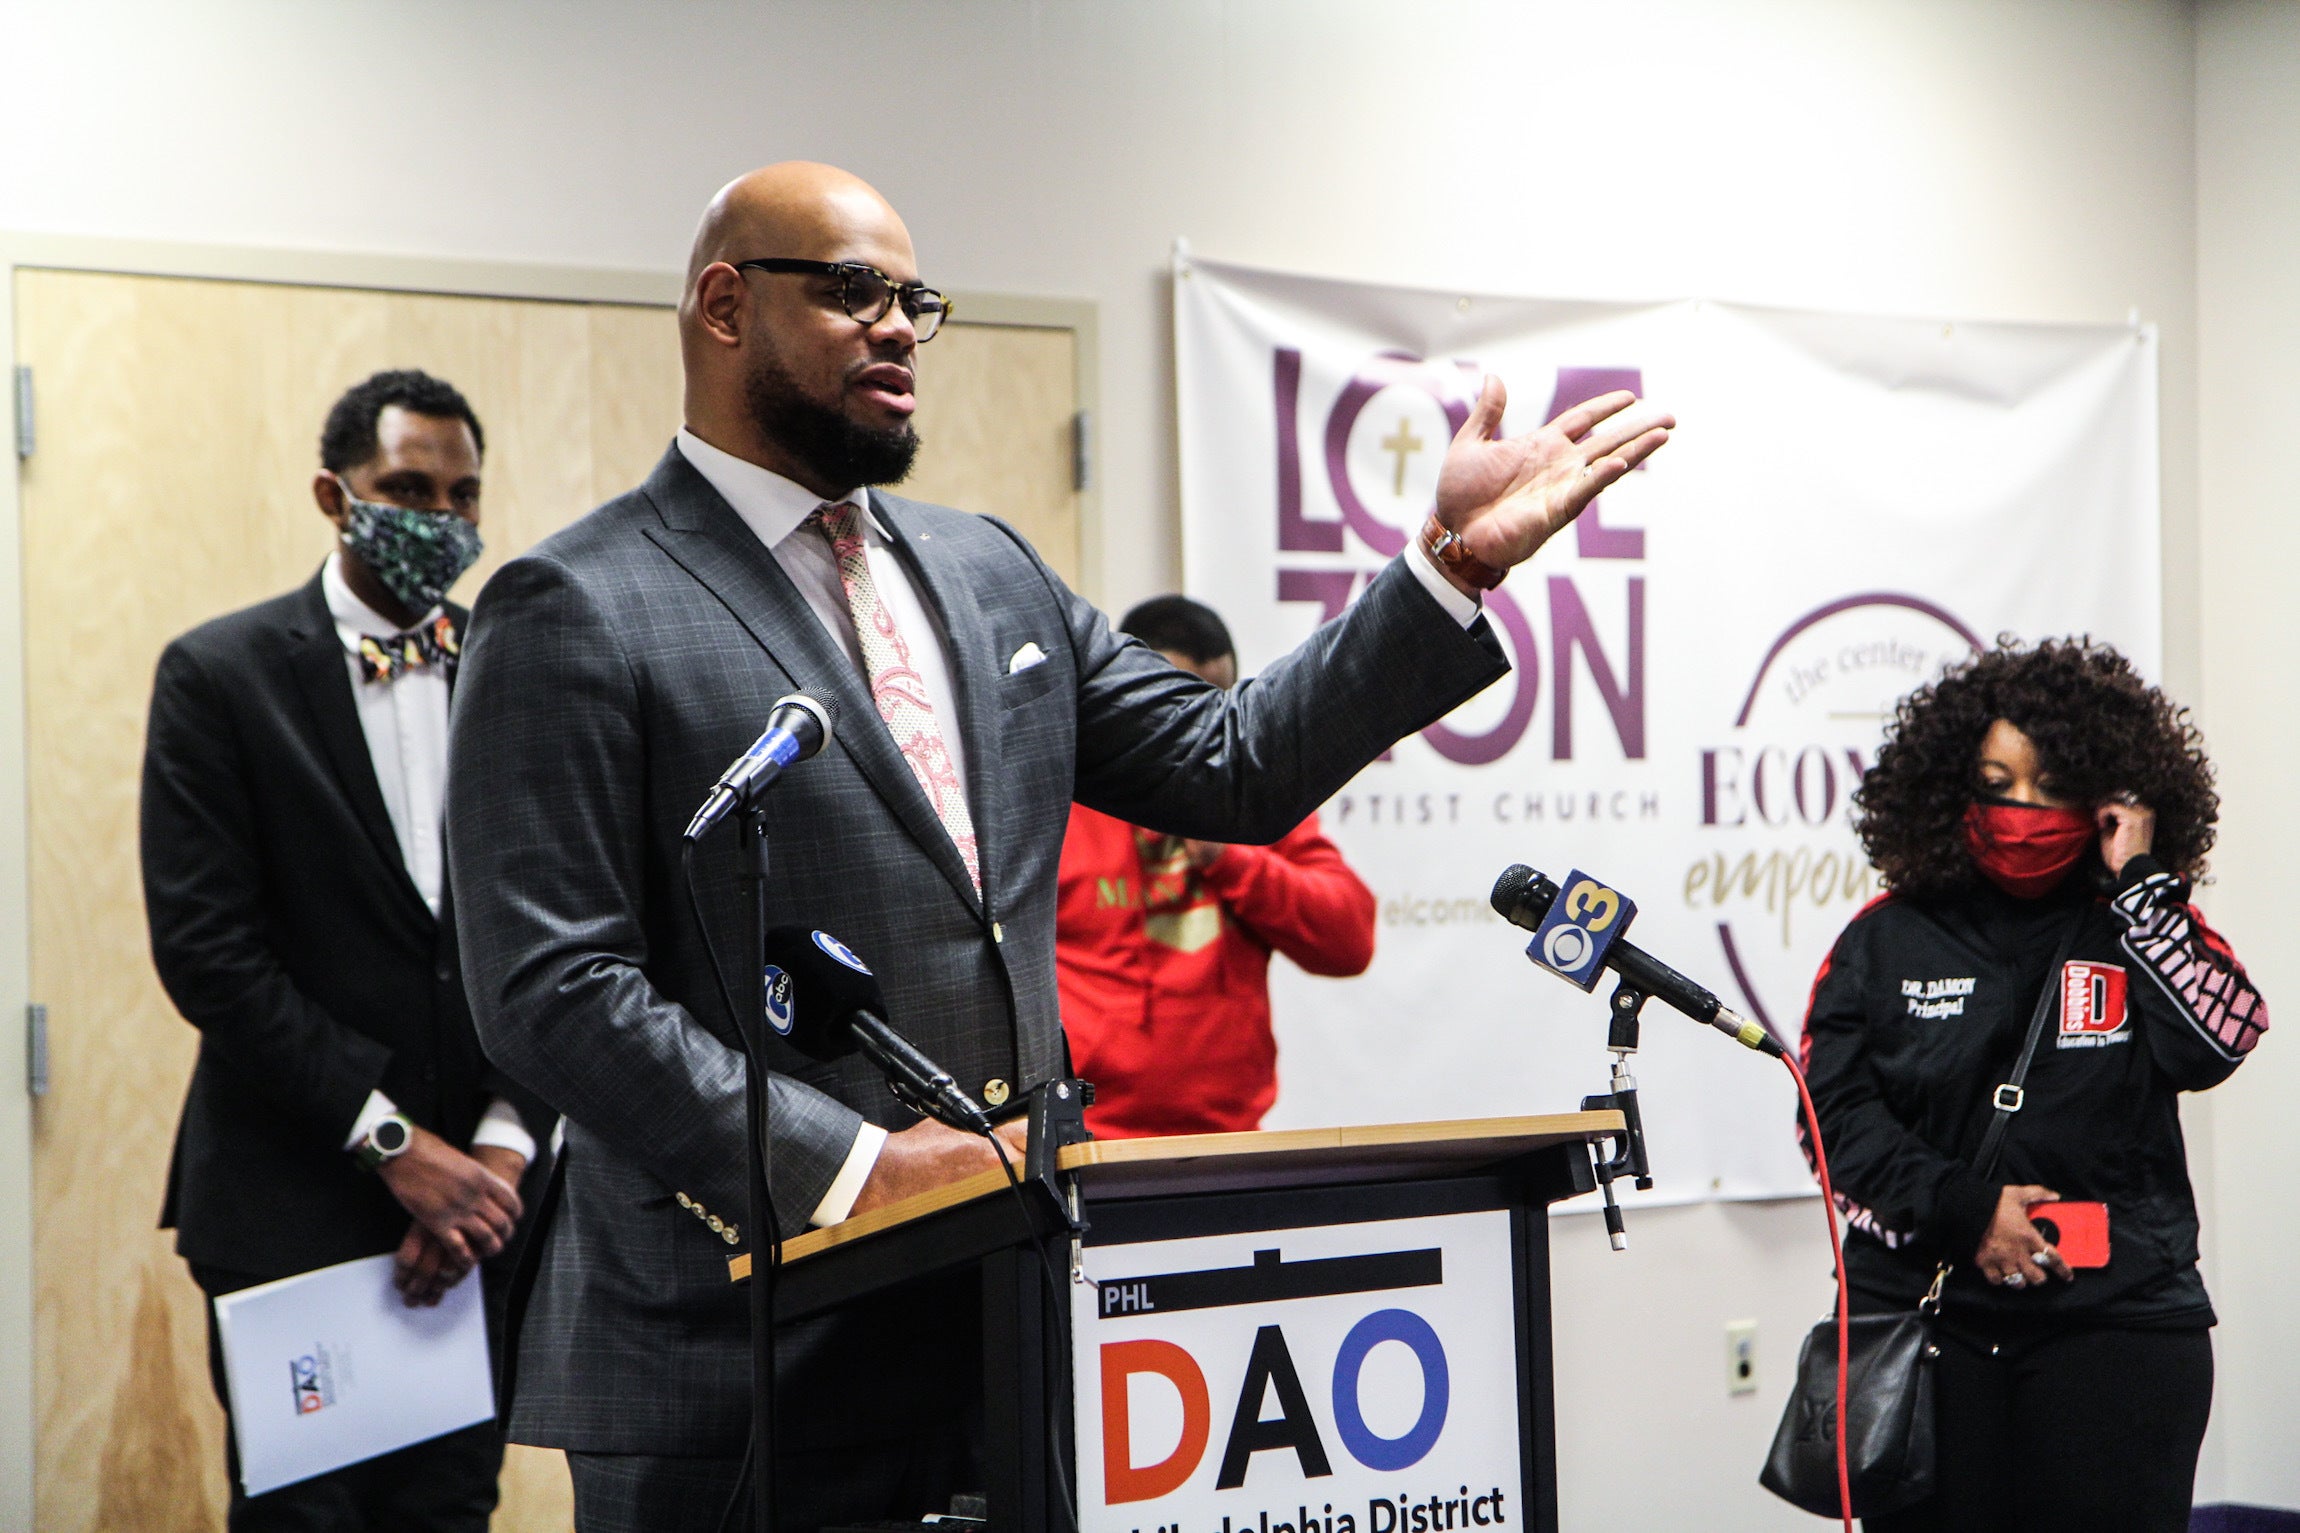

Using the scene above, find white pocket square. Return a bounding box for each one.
[1007,642,1048,674]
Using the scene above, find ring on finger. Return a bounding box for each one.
[2003,1272,2026,1288]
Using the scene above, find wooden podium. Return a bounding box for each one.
[732,1111,1622,1533]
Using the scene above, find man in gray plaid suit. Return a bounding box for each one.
[445,162,1670,1532]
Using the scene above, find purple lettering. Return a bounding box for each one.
[1793,745,1837,825]
[1545,367,1646,560]
[1702,747,1745,827]
[1277,568,1361,627]
[1749,746,1790,827]
[1275,348,1343,552]
[1422,587,1539,765]
[1323,352,1471,558]
[1549,576,1646,760]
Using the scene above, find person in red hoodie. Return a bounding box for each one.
[1056,596,1377,1138]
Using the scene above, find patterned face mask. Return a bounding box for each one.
[335,482,483,614]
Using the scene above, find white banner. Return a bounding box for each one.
[1074,1210,1524,1532]
[1175,248,2160,1201]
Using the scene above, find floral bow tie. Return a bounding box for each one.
[355,615,460,684]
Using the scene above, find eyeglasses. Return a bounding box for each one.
[732,258,953,342]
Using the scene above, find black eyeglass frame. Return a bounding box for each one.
[731,258,953,340]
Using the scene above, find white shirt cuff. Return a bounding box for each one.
[344,1090,400,1152]
[470,1096,538,1164]
[808,1121,890,1228]
[1403,537,1485,628]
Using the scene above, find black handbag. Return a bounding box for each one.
[1760,912,2082,1519]
[1761,1267,1946,1517]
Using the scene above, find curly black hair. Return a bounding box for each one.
[1853,637,2216,898]
[320,369,485,474]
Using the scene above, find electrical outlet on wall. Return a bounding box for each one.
[1726,1319,1759,1396]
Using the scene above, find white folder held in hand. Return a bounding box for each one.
[212,1253,494,1495]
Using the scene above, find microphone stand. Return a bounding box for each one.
[1579,979,1655,1251]
[733,803,780,1533]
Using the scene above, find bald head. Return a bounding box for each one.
[683,162,913,293]
[678,163,926,500]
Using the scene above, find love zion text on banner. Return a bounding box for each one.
[1174,247,2160,1201]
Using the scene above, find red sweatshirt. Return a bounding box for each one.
[1054,803,1376,1137]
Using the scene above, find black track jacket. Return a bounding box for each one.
[1801,856,2266,1324]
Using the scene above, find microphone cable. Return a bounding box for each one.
[1778,1048,1854,1533]
[684,839,782,1533]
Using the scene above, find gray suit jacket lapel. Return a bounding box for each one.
[635,449,984,915]
[870,489,1010,905]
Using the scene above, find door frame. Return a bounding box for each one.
[0,231,1100,1525]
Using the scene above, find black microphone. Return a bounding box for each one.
[759,926,995,1135]
[682,694,833,843]
[1489,864,1784,1057]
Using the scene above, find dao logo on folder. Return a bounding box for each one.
[288,1349,336,1415]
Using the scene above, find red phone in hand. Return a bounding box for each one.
[2026,1200,2110,1268]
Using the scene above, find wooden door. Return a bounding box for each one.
[13,265,1080,1532]
[905,322,1082,582]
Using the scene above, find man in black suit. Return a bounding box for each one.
[142,370,546,1531]
[448,163,1670,1532]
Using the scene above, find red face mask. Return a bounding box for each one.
[1962,799,2094,897]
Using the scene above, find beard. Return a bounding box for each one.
[743,346,919,490]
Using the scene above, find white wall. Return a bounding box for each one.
[0,1,2246,1527]
[0,0,2205,659]
[2194,0,2300,1513]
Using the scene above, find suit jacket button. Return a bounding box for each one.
[435,962,453,983]
[983,1079,1011,1107]
[991,922,1005,943]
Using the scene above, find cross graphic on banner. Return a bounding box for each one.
[1381,416,1423,496]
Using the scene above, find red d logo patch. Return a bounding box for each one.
[2058,961,2130,1047]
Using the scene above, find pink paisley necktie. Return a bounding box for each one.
[809,500,982,892]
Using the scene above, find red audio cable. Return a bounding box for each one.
[1783,1051,1855,1533]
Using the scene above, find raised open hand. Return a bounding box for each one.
[1433,378,1673,580]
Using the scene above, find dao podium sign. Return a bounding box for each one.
[1075,1211,1525,1533]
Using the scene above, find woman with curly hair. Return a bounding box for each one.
[1799,638,2267,1532]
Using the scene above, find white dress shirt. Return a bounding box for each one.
[677,428,971,802]
[670,428,1479,1225]
[1404,533,1484,626]
[325,552,535,1167]
[675,430,907,1225]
